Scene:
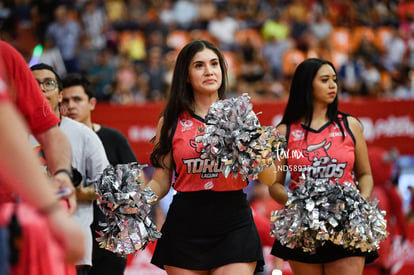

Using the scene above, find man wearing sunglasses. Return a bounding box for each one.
[31,63,109,275]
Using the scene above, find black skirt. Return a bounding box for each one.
[151,190,264,272]
[271,239,379,264]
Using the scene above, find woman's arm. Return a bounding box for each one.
[348,116,374,200]
[268,124,289,205]
[142,117,173,202]
[258,163,276,187]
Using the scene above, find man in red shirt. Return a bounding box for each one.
[0,40,76,213]
[0,67,84,273]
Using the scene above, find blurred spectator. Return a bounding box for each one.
[77,36,99,75]
[285,0,309,41]
[88,48,118,101]
[325,0,354,27]
[145,29,171,55]
[37,37,67,77]
[4,0,414,102]
[309,12,333,41]
[355,34,381,67]
[172,0,199,30]
[31,0,57,44]
[81,0,108,52]
[338,53,364,97]
[45,4,82,73]
[373,0,399,27]
[262,35,293,79]
[258,75,288,100]
[238,35,265,85]
[198,0,216,29]
[109,59,140,104]
[141,46,167,101]
[382,28,407,73]
[125,0,149,30]
[261,12,290,42]
[103,0,127,30]
[361,57,382,97]
[61,72,143,275]
[406,30,414,69]
[0,1,11,24]
[391,65,414,99]
[118,30,146,63]
[158,0,175,27]
[207,9,239,51]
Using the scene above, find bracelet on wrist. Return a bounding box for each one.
[54,168,74,183]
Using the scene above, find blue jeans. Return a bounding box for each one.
[0,227,9,275]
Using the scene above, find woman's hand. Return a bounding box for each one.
[269,182,288,205]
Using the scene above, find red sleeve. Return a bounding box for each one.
[0,41,59,135]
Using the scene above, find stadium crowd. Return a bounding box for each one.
[1,0,414,103]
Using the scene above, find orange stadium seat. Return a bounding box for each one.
[350,26,376,52]
[282,49,306,77]
[166,30,191,51]
[234,28,264,50]
[329,27,351,53]
[189,29,218,45]
[374,26,393,53]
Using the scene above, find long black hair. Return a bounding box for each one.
[150,40,228,168]
[280,58,346,138]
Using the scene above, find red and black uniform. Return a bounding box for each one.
[172,111,247,192]
[151,111,265,272]
[271,114,379,264]
[286,114,355,189]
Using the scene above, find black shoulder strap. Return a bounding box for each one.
[341,113,356,144]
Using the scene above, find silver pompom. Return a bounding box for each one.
[94,162,161,255]
[270,176,388,253]
[195,93,286,180]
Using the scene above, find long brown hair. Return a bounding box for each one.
[150,40,228,168]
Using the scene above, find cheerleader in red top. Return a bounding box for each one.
[144,40,278,275]
[268,58,378,275]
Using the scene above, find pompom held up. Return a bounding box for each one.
[195,93,286,181]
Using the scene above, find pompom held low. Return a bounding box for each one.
[94,162,161,256]
[270,177,389,254]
